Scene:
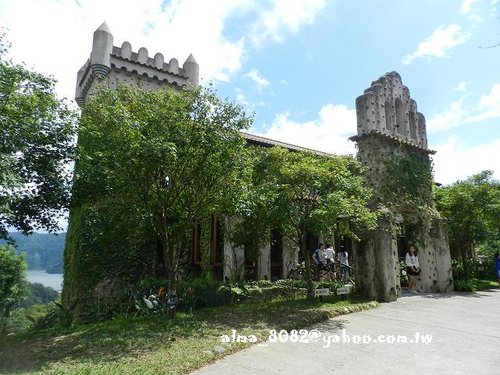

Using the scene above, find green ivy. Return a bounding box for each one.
[357,136,440,247]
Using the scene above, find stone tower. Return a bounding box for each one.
[64,23,199,322]
[351,72,453,301]
[75,22,199,106]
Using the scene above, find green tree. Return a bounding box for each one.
[0,244,27,335]
[234,147,378,299]
[435,170,500,274]
[0,32,77,238]
[18,282,59,308]
[74,84,252,316]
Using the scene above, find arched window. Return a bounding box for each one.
[384,101,393,132]
[395,98,405,135]
[409,111,417,140]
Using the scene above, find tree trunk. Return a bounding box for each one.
[300,229,315,300]
[162,234,179,319]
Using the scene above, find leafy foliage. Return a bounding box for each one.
[435,170,500,261]
[382,148,434,206]
[0,244,27,334]
[0,33,77,238]
[17,282,59,308]
[233,147,378,299]
[65,83,253,319]
[0,232,65,272]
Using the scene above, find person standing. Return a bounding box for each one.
[338,246,349,283]
[495,253,500,286]
[313,244,326,268]
[324,243,336,271]
[405,245,421,293]
[313,243,326,280]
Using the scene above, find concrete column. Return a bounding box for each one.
[223,242,244,281]
[282,236,299,278]
[223,216,244,281]
[354,216,399,302]
[258,242,271,280]
[434,224,453,292]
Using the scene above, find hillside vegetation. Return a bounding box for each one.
[2,232,66,273]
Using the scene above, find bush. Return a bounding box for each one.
[454,279,477,292]
[17,282,59,308]
[4,304,47,333]
[452,259,479,280]
[129,277,310,315]
[399,260,408,287]
[126,277,233,315]
[4,298,78,334]
[184,280,232,308]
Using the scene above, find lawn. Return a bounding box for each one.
[0,296,378,375]
[453,277,499,292]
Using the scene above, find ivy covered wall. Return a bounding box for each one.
[62,203,156,322]
[354,134,453,301]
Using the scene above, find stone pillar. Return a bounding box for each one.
[354,216,400,301]
[258,242,271,280]
[223,216,244,281]
[429,219,454,292]
[223,242,244,281]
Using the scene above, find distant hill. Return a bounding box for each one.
[2,232,66,273]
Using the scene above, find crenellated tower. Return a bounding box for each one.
[351,72,453,302]
[354,71,428,149]
[64,22,200,322]
[75,22,199,106]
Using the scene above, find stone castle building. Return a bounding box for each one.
[64,24,453,317]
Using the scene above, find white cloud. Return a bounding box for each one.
[428,83,500,132]
[250,0,327,46]
[432,136,500,185]
[454,81,467,92]
[428,98,468,132]
[468,83,500,122]
[460,0,483,25]
[257,103,357,155]
[245,69,270,89]
[236,92,250,107]
[0,0,251,100]
[461,0,480,14]
[0,0,329,102]
[402,24,469,65]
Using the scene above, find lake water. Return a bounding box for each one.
[26,270,64,292]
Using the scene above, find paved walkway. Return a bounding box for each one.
[192,289,500,375]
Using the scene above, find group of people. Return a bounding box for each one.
[312,242,500,292]
[313,243,350,282]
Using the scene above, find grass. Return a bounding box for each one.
[0,295,378,375]
[453,277,499,292]
[467,278,499,290]
[474,278,498,289]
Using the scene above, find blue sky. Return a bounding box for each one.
[1,0,499,186]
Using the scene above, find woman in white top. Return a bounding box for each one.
[405,245,421,293]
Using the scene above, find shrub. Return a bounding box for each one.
[17,282,59,308]
[178,278,232,309]
[453,279,477,292]
[399,260,409,287]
